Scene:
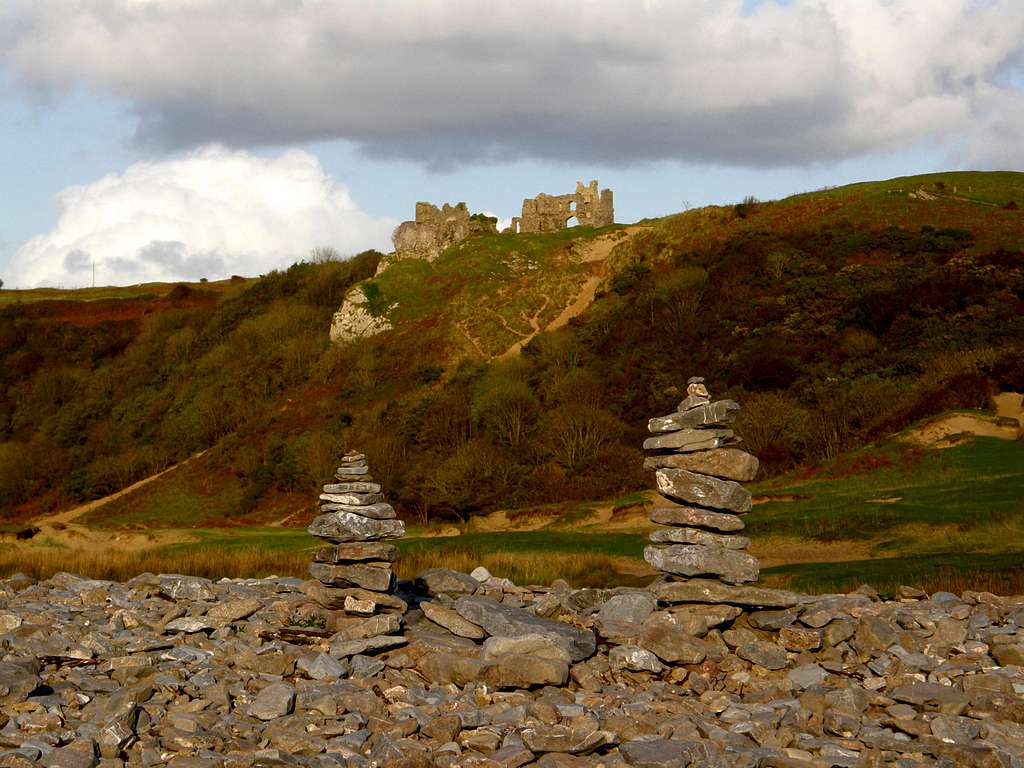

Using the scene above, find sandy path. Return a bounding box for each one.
[901,393,1022,448]
[499,227,647,358]
[19,451,209,551]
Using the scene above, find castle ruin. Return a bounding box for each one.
[510,180,614,234]
[391,202,497,261]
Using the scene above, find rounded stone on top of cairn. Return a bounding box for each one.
[305,450,407,615]
[642,377,761,585]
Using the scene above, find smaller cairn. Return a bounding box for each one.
[642,377,761,585]
[306,450,407,616]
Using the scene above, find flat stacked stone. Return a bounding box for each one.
[305,451,407,615]
[642,377,761,585]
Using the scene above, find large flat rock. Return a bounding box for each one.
[649,526,750,549]
[312,542,399,563]
[317,501,396,519]
[644,544,759,585]
[655,468,752,513]
[647,400,739,433]
[653,579,802,608]
[642,428,738,453]
[454,596,596,662]
[649,505,744,532]
[643,448,759,482]
[307,511,404,542]
[308,562,394,592]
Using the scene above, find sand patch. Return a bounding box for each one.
[901,393,1022,448]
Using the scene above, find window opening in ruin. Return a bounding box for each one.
[568,200,577,212]
[566,215,579,228]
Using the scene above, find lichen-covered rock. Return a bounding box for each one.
[647,400,739,433]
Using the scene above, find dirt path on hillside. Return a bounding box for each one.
[15,451,209,551]
[499,227,648,358]
[901,392,1023,448]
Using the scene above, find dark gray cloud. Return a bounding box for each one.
[3,1,1024,168]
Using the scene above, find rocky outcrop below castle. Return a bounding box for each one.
[2,569,1023,767]
[328,285,392,346]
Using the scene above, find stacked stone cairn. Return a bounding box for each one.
[305,450,407,617]
[642,376,761,585]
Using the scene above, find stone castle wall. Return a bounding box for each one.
[510,180,614,234]
[391,202,497,262]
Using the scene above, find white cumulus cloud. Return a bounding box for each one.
[6,146,396,288]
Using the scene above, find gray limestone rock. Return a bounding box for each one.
[649,505,744,532]
[647,400,739,433]
[308,562,394,592]
[597,592,657,626]
[643,448,760,482]
[608,645,664,673]
[482,634,572,663]
[415,568,480,597]
[644,544,759,585]
[307,511,405,542]
[312,541,399,563]
[454,596,596,661]
[250,682,295,721]
[649,526,750,549]
[619,738,717,767]
[639,619,710,664]
[298,580,408,613]
[736,639,789,670]
[319,491,386,506]
[329,634,407,658]
[654,468,752,513]
[653,579,802,607]
[205,598,263,623]
[297,652,347,681]
[481,654,570,689]
[642,428,738,453]
[420,601,487,639]
[317,501,397,519]
[322,481,382,494]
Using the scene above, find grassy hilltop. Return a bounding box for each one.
[1,170,1022,591]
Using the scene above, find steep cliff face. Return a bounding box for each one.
[329,285,392,344]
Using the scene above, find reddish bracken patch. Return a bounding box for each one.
[18,296,217,327]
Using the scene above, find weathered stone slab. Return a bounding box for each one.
[312,542,399,564]
[454,596,596,661]
[655,468,752,513]
[308,562,394,592]
[650,505,744,532]
[420,601,486,639]
[335,464,368,475]
[322,481,381,494]
[481,654,569,689]
[677,394,711,411]
[644,544,759,585]
[415,568,479,597]
[653,579,802,608]
[318,492,385,506]
[639,618,712,664]
[642,428,738,453]
[329,634,407,659]
[648,400,739,433]
[649,526,750,549]
[643,448,759,482]
[307,512,404,542]
[318,501,395,519]
[299,581,408,613]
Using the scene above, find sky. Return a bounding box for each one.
[1,0,1023,288]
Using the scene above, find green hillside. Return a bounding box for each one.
[0,171,1022,533]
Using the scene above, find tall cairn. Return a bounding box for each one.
[305,450,407,615]
[642,377,761,585]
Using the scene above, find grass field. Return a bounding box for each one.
[0,277,252,305]
[2,434,1022,595]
